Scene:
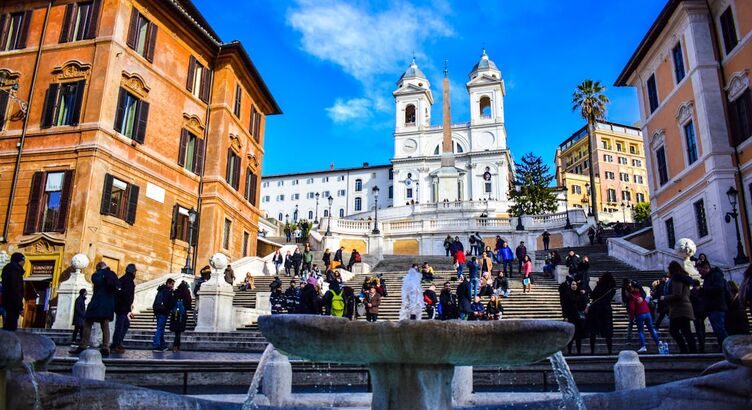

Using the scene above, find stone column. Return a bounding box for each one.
[194,253,237,333]
[261,348,292,407]
[613,350,645,391]
[452,366,473,405]
[72,349,106,381]
[52,254,92,330]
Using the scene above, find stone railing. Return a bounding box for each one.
[529,210,588,227]
[132,272,195,313]
[344,200,508,221]
[230,244,299,281]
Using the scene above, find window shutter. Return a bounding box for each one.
[0,91,9,130]
[23,172,44,235]
[233,154,241,189]
[134,100,149,144]
[40,84,60,129]
[170,204,179,239]
[193,137,205,175]
[225,149,232,184]
[186,56,197,92]
[69,80,86,126]
[113,88,126,133]
[84,0,102,40]
[125,184,139,224]
[244,168,251,200]
[126,9,138,49]
[250,173,258,206]
[55,170,75,233]
[0,15,8,50]
[100,174,114,215]
[177,129,188,167]
[199,68,211,103]
[191,213,199,246]
[145,22,157,62]
[59,3,74,43]
[16,10,32,49]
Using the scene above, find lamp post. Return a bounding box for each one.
[181,208,198,275]
[515,185,524,231]
[285,213,289,224]
[325,195,333,236]
[620,201,631,223]
[372,186,381,234]
[585,182,593,216]
[725,186,748,265]
[560,187,573,229]
[293,204,298,222]
[314,193,320,225]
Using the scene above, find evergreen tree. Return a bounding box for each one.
[632,202,651,224]
[508,153,558,216]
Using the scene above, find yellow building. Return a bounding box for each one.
[555,121,650,223]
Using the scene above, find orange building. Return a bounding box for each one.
[0,0,280,326]
[616,0,751,267]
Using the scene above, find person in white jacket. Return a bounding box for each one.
[400,265,424,320]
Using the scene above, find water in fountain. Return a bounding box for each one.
[22,362,41,410]
[548,351,586,410]
[241,343,276,410]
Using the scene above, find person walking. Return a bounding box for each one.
[151,278,175,352]
[224,266,235,286]
[469,233,479,257]
[587,227,596,246]
[111,264,136,354]
[576,256,591,290]
[466,257,480,298]
[322,248,332,269]
[424,284,438,319]
[521,255,533,294]
[365,286,381,322]
[689,279,707,353]
[323,281,346,317]
[443,235,454,257]
[698,261,728,348]
[628,281,662,353]
[515,241,527,276]
[542,230,551,251]
[587,272,616,355]
[565,250,581,277]
[450,237,464,258]
[494,235,503,262]
[169,281,191,352]
[457,276,473,320]
[284,279,300,313]
[283,251,293,277]
[1,252,25,331]
[652,275,670,328]
[302,244,314,274]
[284,223,292,242]
[70,262,118,356]
[71,289,87,345]
[272,250,283,275]
[455,250,466,278]
[291,248,303,277]
[499,241,514,278]
[662,261,697,354]
[561,280,588,355]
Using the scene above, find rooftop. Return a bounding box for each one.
[558,121,642,152]
[263,163,392,179]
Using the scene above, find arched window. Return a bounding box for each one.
[277,213,283,221]
[405,104,416,125]
[339,208,345,217]
[455,142,464,153]
[479,96,492,118]
[354,197,362,211]
[434,142,464,155]
[323,209,329,217]
[355,179,363,191]
[308,210,313,219]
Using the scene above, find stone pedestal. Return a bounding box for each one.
[72,349,106,381]
[436,166,460,202]
[555,265,569,284]
[368,233,384,260]
[452,366,473,405]
[261,349,292,407]
[195,253,236,333]
[52,254,91,330]
[369,363,454,410]
[613,350,645,391]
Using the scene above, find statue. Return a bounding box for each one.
[675,238,699,278]
[400,267,424,320]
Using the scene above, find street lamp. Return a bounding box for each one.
[181,208,198,275]
[725,186,748,264]
[515,185,524,231]
[314,193,320,225]
[560,187,573,229]
[372,186,381,234]
[620,201,631,223]
[585,182,593,216]
[285,213,289,223]
[0,73,28,117]
[415,181,420,204]
[325,195,334,236]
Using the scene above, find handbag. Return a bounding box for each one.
[356,302,366,316]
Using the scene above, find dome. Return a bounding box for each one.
[399,58,427,81]
[469,49,499,77]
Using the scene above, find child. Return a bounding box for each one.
[522,255,533,294]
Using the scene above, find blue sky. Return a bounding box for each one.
[193,0,666,175]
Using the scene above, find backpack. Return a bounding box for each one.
[330,289,345,317]
[354,253,362,263]
[153,288,169,313]
[171,299,186,322]
[469,236,476,244]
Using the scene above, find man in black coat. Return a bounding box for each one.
[111,263,137,354]
[456,276,472,320]
[698,262,729,348]
[296,281,322,314]
[2,252,25,331]
[70,262,118,356]
[71,289,87,344]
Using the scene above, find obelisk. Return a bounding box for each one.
[436,62,461,201]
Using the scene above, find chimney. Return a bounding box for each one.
[363,162,369,168]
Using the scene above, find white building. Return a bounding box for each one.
[260,163,393,223]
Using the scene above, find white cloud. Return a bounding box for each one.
[326,98,372,122]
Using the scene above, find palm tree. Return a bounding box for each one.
[572,80,609,224]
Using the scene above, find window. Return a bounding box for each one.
[100,174,139,224]
[605,171,615,180]
[571,185,581,194]
[603,154,613,162]
[186,56,211,103]
[388,169,393,180]
[337,175,345,181]
[323,209,329,217]
[693,199,708,238]
[59,1,102,43]
[322,176,329,183]
[308,210,313,219]
[619,173,629,182]
[277,181,284,186]
[729,89,752,147]
[113,87,149,143]
[337,189,345,197]
[632,159,642,167]
[262,195,270,203]
[170,205,192,242]
[244,169,258,205]
[601,140,611,150]
[262,181,269,188]
[636,193,645,203]
[621,190,632,201]
[656,146,668,185]
[388,185,393,199]
[405,104,416,125]
[222,218,231,249]
[485,182,492,193]
[634,175,644,184]
[322,190,330,197]
[0,11,32,51]
[719,7,738,55]
[615,142,623,152]
[665,218,676,249]
[479,96,492,118]
[607,189,617,203]
[125,9,157,61]
[339,208,345,218]
[646,74,659,113]
[672,42,685,83]
[306,178,314,184]
[233,84,242,117]
[355,179,362,191]
[177,129,204,174]
[684,120,698,164]
[306,192,315,199]
[226,149,241,190]
[276,194,284,201]
[0,90,8,131]
[250,106,261,142]
[292,179,299,185]
[24,171,74,234]
[41,81,86,128]
[629,145,638,155]
[277,213,283,221]
[242,232,249,257]
[406,188,413,199]
[354,197,362,211]
[292,193,299,200]
[618,156,628,165]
